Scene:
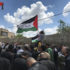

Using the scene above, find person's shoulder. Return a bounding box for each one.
[40,59,54,64]
[30,62,47,70]
[29,63,40,70]
[0,57,10,63]
[47,60,55,64]
[15,58,26,64]
[48,48,52,50]
[15,58,25,61]
[67,55,70,61]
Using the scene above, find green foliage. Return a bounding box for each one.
[57,20,70,34]
[15,34,23,38]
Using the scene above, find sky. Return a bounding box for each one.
[0,0,70,38]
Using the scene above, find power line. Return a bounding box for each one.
[7,11,70,28]
[39,11,70,21]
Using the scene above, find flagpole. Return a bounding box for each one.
[37,15,40,35]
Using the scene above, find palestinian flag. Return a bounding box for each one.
[17,15,38,33]
[0,2,4,10]
[32,35,39,43]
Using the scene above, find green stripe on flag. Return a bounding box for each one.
[32,40,38,43]
[32,38,39,43]
[17,27,37,33]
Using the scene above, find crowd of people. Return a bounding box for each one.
[0,41,70,70]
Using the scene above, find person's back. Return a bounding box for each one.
[45,44,54,61]
[61,46,70,70]
[0,57,10,70]
[46,48,54,61]
[38,52,56,70]
[1,51,15,63]
[65,53,70,70]
[13,58,28,70]
[39,59,56,70]
[29,62,48,70]
[1,44,15,63]
[27,57,48,70]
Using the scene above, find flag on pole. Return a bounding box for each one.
[32,35,39,43]
[0,2,4,10]
[17,15,38,33]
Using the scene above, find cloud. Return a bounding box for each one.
[0,25,11,32]
[4,1,54,25]
[0,25,5,28]
[48,5,54,8]
[63,2,70,16]
[22,26,58,38]
[7,26,17,34]
[0,24,17,34]
[4,1,55,37]
[4,13,20,25]
[44,26,58,35]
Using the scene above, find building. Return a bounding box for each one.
[0,28,15,38]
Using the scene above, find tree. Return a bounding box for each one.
[15,34,24,39]
[57,20,70,34]
[58,20,66,33]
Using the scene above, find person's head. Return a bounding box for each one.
[21,51,31,59]
[38,52,50,60]
[30,44,34,51]
[27,57,37,67]
[0,42,2,47]
[46,43,50,48]
[24,44,30,51]
[17,46,21,50]
[51,44,57,49]
[5,43,9,46]
[58,44,64,51]
[37,47,41,52]
[0,47,2,54]
[61,46,70,56]
[41,45,46,51]
[38,45,46,52]
[7,44,14,52]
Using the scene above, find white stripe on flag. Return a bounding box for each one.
[18,22,34,29]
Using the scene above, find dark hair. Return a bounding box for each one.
[40,31,44,34]
[17,46,21,49]
[7,44,14,52]
[66,47,70,54]
[24,46,29,51]
[41,45,46,51]
[21,51,31,57]
[46,43,50,46]
[0,47,2,54]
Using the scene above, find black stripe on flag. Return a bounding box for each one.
[32,35,39,40]
[21,15,37,24]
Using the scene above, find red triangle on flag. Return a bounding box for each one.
[0,2,4,10]
[33,16,38,30]
[0,2,3,6]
